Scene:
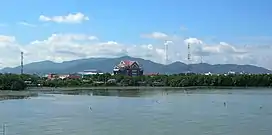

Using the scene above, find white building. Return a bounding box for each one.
[78,69,104,76]
[204,72,212,75]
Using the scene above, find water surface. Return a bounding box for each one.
[0,89,272,135]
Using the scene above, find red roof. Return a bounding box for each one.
[122,60,135,66]
[68,75,81,79]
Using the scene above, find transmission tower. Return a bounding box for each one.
[2,123,6,135]
[187,43,191,73]
[164,41,169,65]
[21,51,24,75]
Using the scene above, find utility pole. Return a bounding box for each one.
[2,123,6,135]
[187,43,191,73]
[21,51,24,75]
[164,40,169,65]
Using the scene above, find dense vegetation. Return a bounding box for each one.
[1,73,272,91]
[54,73,272,87]
[0,74,29,90]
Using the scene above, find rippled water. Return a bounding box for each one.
[1,89,272,135]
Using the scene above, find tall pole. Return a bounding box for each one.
[2,123,6,135]
[164,41,168,65]
[21,51,24,75]
[187,43,191,73]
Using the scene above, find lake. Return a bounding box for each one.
[0,88,272,135]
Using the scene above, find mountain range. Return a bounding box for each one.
[0,56,271,74]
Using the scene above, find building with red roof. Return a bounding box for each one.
[113,60,143,76]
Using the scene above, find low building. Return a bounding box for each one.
[228,71,236,74]
[78,69,104,76]
[67,74,81,79]
[59,75,70,79]
[113,60,143,76]
[47,74,58,80]
[47,73,81,80]
[204,72,212,75]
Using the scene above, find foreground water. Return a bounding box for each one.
[1,89,272,135]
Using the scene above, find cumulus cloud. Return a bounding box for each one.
[0,33,168,68]
[141,32,182,42]
[39,12,89,23]
[0,35,16,43]
[184,38,203,45]
[0,32,271,69]
[141,32,170,40]
[164,40,173,45]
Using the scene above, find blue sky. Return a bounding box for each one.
[0,0,271,44]
[0,0,271,69]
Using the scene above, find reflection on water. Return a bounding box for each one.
[2,88,272,100]
[42,89,168,97]
[41,88,272,97]
[0,96,30,101]
[1,88,272,135]
[0,91,38,101]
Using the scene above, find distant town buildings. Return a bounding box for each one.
[44,69,105,80]
[47,73,58,80]
[77,69,104,76]
[46,73,81,80]
[204,72,212,76]
[44,60,144,80]
[113,60,143,76]
[203,70,247,76]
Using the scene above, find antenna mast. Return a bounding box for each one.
[164,41,169,65]
[2,123,6,135]
[187,43,191,73]
[21,51,24,75]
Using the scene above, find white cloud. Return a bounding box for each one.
[141,32,170,40]
[0,32,271,70]
[39,12,89,24]
[0,35,16,43]
[184,38,203,45]
[18,22,37,27]
[141,32,182,42]
[0,33,167,68]
[164,40,173,45]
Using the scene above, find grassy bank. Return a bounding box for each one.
[0,91,38,100]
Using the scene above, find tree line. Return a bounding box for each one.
[1,73,272,90]
[0,74,28,90]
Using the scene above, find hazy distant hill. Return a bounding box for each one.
[0,56,271,74]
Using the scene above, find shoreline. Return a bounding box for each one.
[1,86,271,100]
[26,86,271,91]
